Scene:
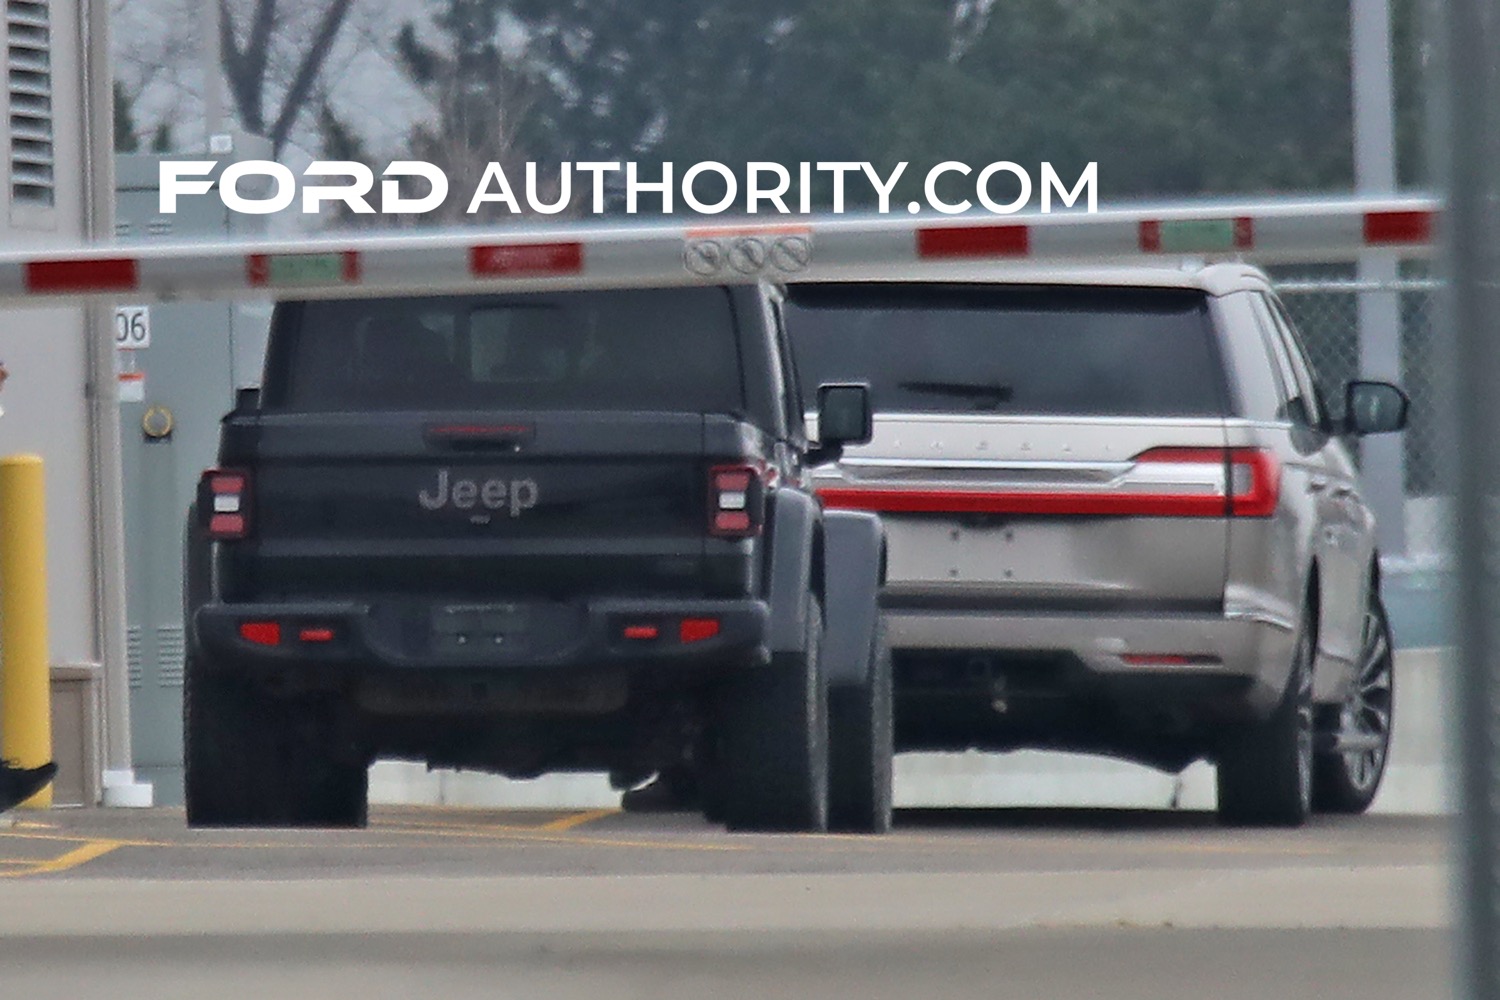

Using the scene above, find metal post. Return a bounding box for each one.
[200,0,222,145]
[1352,0,1407,558]
[1444,0,1500,993]
[0,456,52,809]
[81,0,151,805]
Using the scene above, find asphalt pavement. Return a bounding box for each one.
[0,806,1453,1000]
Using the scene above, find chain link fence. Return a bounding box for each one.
[1274,270,1447,566]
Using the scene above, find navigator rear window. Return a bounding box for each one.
[785,284,1226,417]
[266,287,744,413]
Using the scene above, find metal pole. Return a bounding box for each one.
[1351,0,1407,558]
[200,0,222,146]
[0,456,52,809]
[81,0,149,805]
[1444,0,1500,993]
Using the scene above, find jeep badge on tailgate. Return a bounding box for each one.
[418,469,539,517]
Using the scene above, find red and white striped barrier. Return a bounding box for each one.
[0,195,1438,306]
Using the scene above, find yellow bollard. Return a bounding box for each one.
[0,454,51,808]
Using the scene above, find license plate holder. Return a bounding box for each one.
[433,603,530,652]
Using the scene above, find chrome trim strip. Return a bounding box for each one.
[1223,605,1295,632]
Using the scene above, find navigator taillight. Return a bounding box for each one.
[1226,448,1281,518]
[1132,447,1281,518]
[818,447,1280,518]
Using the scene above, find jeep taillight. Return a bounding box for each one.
[708,464,765,538]
[199,468,252,540]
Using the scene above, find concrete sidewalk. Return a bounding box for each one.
[0,864,1449,936]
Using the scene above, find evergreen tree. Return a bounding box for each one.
[114,81,140,153]
[386,0,1428,216]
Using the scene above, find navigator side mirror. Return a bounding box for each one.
[1342,381,1408,436]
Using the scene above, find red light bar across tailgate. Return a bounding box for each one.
[818,448,1279,518]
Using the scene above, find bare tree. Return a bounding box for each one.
[111,0,405,162]
[391,4,576,224]
[218,0,354,157]
[111,0,199,148]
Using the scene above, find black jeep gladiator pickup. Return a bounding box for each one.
[183,283,892,833]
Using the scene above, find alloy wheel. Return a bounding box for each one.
[1339,605,1395,792]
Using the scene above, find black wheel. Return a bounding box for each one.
[828,620,894,834]
[695,737,728,825]
[699,770,727,826]
[1313,593,1395,813]
[717,598,829,833]
[620,765,700,813]
[184,654,367,828]
[184,653,267,826]
[1216,605,1315,828]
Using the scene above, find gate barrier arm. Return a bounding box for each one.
[0,194,1440,307]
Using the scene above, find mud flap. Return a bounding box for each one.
[821,510,885,689]
[765,489,820,656]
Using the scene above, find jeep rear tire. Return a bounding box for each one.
[828,620,894,834]
[184,654,368,828]
[718,598,829,833]
[1215,608,1315,828]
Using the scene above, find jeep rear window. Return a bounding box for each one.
[266,288,744,413]
[785,284,1226,417]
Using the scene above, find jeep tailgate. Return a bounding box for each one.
[230,411,726,600]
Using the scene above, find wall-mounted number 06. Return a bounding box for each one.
[114,305,150,349]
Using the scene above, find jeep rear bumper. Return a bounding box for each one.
[192,597,772,676]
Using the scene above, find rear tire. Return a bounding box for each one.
[184,653,367,828]
[718,598,829,833]
[699,768,727,826]
[1313,592,1395,814]
[696,737,728,825]
[828,621,894,834]
[1215,605,1315,828]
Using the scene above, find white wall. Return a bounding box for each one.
[0,307,97,668]
[0,2,101,671]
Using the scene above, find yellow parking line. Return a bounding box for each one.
[0,829,406,852]
[374,809,620,834]
[0,814,1369,861]
[12,811,1351,863]
[0,830,168,849]
[30,840,123,874]
[377,816,560,835]
[0,839,122,878]
[538,808,618,832]
[494,830,748,853]
[372,820,750,853]
[0,818,742,856]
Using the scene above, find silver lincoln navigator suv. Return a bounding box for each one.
[785,263,1408,827]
